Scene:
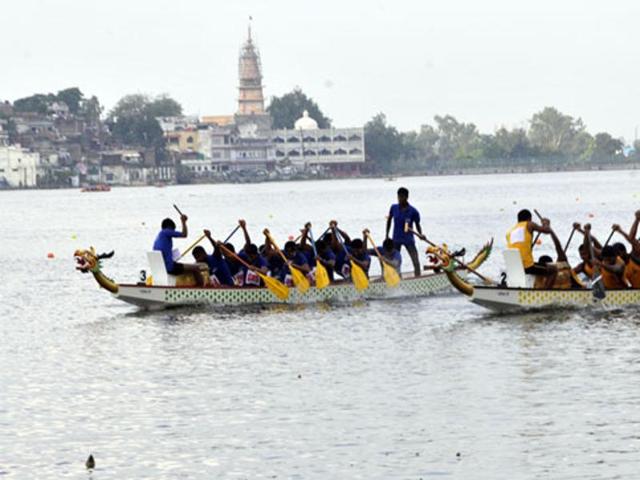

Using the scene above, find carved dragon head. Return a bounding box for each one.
[74,248,114,274]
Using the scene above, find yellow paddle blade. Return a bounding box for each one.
[350,261,369,291]
[291,266,310,294]
[260,273,289,300]
[382,263,401,287]
[315,260,330,289]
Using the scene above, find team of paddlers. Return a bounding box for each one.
[506,209,640,289]
[153,185,640,291]
[152,188,424,288]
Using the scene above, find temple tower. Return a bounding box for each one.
[237,21,265,116]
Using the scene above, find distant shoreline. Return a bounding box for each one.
[2,162,639,191]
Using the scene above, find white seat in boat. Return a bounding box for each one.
[147,251,177,286]
[503,248,534,288]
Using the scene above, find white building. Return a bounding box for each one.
[271,111,365,174]
[0,145,40,188]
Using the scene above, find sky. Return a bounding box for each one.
[2,0,639,141]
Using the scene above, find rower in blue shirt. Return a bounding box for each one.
[368,238,402,274]
[153,215,204,286]
[190,230,235,286]
[385,187,422,277]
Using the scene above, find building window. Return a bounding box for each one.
[273,136,285,143]
[348,134,362,141]
[287,136,300,143]
[334,148,347,155]
[289,150,300,157]
[303,136,316,142]
[187,136,194,143]
[349,148,362,154]
[318,135,331,142]
[334,135,347,142]
[276,150,285,157]
[304,149,316,156]
[319,149,331,155]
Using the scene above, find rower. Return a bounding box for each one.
[314,239,336,282]
[612,214,640,288]
[534,227,584,289]
[506,209,556,288]
[152,215,204,286]
[191,230,234,286]
[333,235,371,280]
[386,187,422,277]
[368,238,402,275]
[280,241,311,286]
[571,223,601,281]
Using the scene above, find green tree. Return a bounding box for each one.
[145,94,183,118]
[107,93,182,148]
[56,87,84,114]
[433,115,482,165]
[13,93,54,114]
[528,107,586,158]
[267,88,331,129]
[364,113,404,173]
[591,132,624,163]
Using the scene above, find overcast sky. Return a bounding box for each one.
[3,0,639,141]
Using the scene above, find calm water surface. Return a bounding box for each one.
[2,171,640,479]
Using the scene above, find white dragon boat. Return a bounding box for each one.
[74,244,491,310]
[434,244,639,312]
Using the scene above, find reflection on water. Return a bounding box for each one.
[2,171,640,479]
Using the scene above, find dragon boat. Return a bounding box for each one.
[433,244,640,312]
[74,244,492,310]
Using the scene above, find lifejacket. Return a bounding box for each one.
[601,257,629,289]
[506,221,534,268]
[624,255,640,288]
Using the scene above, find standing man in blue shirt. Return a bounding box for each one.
[385,187,423,277]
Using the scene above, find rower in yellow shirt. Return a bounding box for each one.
[506,209,557,288]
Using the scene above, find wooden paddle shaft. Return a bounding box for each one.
[176,234,206,261]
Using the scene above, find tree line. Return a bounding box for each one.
[6,87,637,174]
[365,108,637,173]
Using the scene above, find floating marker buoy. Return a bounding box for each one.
[47,252,55,259]
[588,213,595,218]
[85,454,95,470]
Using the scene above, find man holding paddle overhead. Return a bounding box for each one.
[152,214,205,286]
[386,187,422,277]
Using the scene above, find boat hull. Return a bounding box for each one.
[471,286,640,312]
[113,273,453,310]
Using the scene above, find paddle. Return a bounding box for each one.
[173,204,185,217]
[532,209,546,248]
[403,224,493,284]
[217,242,289,300]
[364,230,400,287]
[586,229,606,300]
[178,225,241,261]
[307,225,330,289]
[263,229,310,294]
[176,234,206,261]
[563,226,577,254]
[603,228,616,248]
[333,228,369,291]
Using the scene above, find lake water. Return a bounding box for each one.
[2,171,640,479]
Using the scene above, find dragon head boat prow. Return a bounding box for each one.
[74,247,119,294]
[426,239,494,296]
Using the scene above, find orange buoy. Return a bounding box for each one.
[588,213,595,218]
[47,252,55,259]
